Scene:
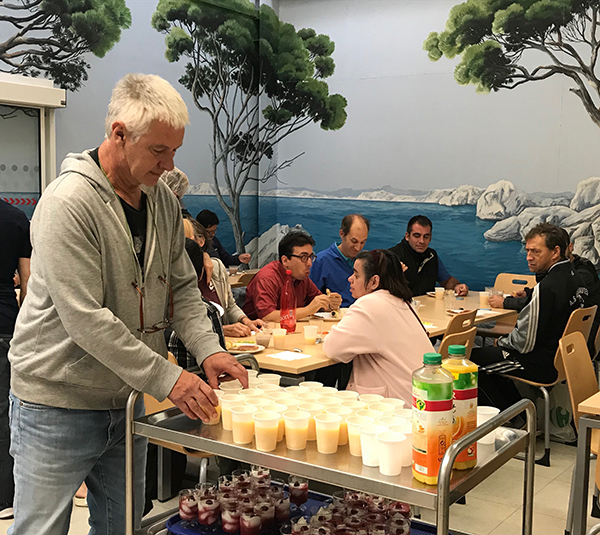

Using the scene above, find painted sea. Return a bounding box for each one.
[184,195,529,291]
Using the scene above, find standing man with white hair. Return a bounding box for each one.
[7,73,247,534]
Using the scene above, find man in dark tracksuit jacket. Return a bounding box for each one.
[471,223,587,411]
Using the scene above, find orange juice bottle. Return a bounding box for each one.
[442,345,478,470]
[412,353,454,485]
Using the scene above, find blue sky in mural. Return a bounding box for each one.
[184,195,528,291]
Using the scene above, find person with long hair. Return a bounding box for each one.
[323,249,434,404]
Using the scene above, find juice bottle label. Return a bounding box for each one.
[445,368,478,467]
[412,379,453,481]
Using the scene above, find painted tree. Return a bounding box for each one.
[152,0,347,253]
[0,0,131,91]
[424,0,600,127]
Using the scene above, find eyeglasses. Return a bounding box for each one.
[289,253,316,263]
[132,276,174,333]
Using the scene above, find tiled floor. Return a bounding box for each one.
[1,441,599,535]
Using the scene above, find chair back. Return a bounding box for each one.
[553,306,597,381]
[493,273,536,294]
[444,309,477,337]
[560,331,598,431]
[439,326,477,359]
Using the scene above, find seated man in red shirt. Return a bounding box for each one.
[243,231,342,321]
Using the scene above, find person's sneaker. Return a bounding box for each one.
[0,505,14,520]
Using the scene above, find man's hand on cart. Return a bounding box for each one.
[168,370,219,422]
[203,351,249,389]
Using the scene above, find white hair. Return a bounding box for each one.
[160,167,189,199]
[105,73,189,142]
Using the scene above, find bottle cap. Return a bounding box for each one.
[423,353,442,365]
[448,345,466,356]
[286,269,292,275]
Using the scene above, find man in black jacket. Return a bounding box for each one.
[196,209,251,266]
[389,215,468,297]
[471,223,587,410]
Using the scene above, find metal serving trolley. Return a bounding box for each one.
[125,381,536,535]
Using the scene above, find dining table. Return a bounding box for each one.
[228,291,519,380]
[228,268,259,288]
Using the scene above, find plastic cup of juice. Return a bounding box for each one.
[267,391,294,402]
[377,431,406,476]
[314,413,342,454]
[297,403,324,441]
[253,411,281,452]
[303,325,318,345]
[230,405,256,444]
[390,423,413,467]
[299,381,323,390]
[244,397,272,408]
[325,406,353,445]
[346,416,374,456]
[247,369,259,378]
[314,386,338,396]
[334,390,360,401]
[261,403,287,442]
[317,396,341,408]
[278,396,300,412]
[377,416,408,429]
[359,424,387,467]
[273,329,287,349]
[368,402,395,415]
[203,397,222,425]
[284,386,308,395]
[479,291,490,308]
[435,286,445,300]
[381,398,406,410]
[219,381,243,393]
[258,373,281,385]
[356,409,384,421]
[477,406,500,444]
[393,408,413,421]
[283,410,310,451]
[358,394,384,404]
[256,383,280,394]
[296,391,321,403]
[221,394,245,431]
[341,400,367,413]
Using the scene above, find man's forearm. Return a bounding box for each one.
[443,276,461,290]
[262,304,315,323]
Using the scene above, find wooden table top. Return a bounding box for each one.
[578,391,600,415]
[230,291,518,376]
[229,269,259,288]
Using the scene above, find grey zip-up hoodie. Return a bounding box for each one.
[9,151,224,409]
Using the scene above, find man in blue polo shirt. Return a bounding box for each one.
[311,214,370,308]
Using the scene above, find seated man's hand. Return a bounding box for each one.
[400,262,408,272]
[168,369,218,422]
[512,289,526,298]
[238,253,251,264]
[224,323,252,337]
[309,294,331,314]
[245,318,264,331]
[203,351,249,389]
[328,292,342,310]
[454,283,469,296]
[488,295,505,309]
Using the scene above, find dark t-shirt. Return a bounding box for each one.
[0,199,32,334]
[89,148,147,268]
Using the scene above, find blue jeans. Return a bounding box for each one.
[8,392,147,535]
[0,336,13,507]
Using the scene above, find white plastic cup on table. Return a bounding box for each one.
[297,402,325,441]
[394,408,413,421]
[284,385,308,395]
[314,413,342,454]
[278,396,300,412]
[247,369,259,378]
[435,286,445,300]
[261,403,287,442]
[253,411,281,452]
[368,402,395,415]
[239,388,264,399]
[359,424,388,467]
[316,396,341,408]
[258,373,281,385]
[358,394,384,404]
[255,331,272,348]
[382,398,405,410]
[347,415,374,456]
[377,431,406,476]
[341,400,366,413]
[203,393,222,425]
[479,290,490,308]
[299,381,323,390]
[244,397,272,408]
[248,378,265,389]
[356,409,384,421]
[221,394,245,431]
[220,380,242,393]
[390,423,413,467]
[308,318,324,332]
[325,406,353,445]
[230,405,256,444]
[267,391,294,402]
[477,406,500,445]
[314,386,338,396]
[378,416,408,429]
[283,410,310,451]
[256,383,280,393]
[273,328,287,349]
[334,390,360,401]
[296,391,321,403]
[303,325,318,345]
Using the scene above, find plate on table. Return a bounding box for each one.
[426,291,436,297]
[227,343,265,354]
[446,308,473,316]
[313,312,340,321]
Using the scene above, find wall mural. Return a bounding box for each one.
[153,0,347,253]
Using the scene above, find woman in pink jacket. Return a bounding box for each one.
[323,249,434,405]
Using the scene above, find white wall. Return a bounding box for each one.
[277,0,600,194]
